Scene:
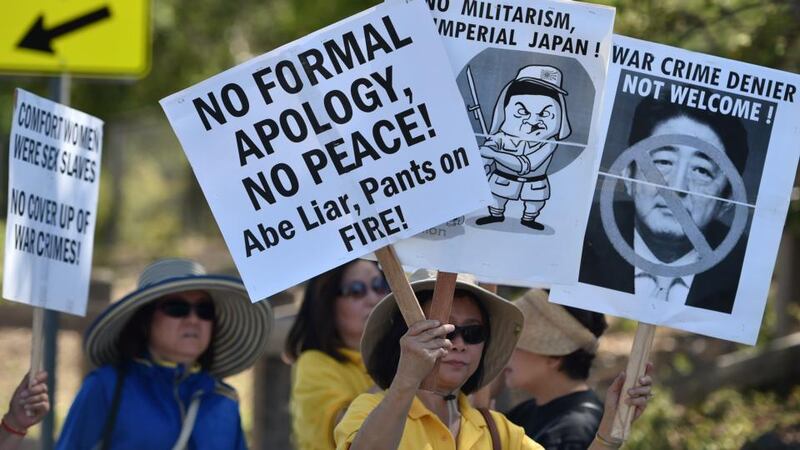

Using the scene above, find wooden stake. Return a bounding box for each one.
[374,246,424,325]
[421,271,458,391]
[470,283,498,408]
[610,322,656,441]
[29,307,45,388]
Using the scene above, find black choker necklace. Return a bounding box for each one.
[419,388,457,402]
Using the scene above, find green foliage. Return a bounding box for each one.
[608,317,639,333]
[627,387,800,450]
[599,0,800,70]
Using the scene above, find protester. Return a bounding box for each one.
[0,371,49,450]
[334,271,652,450]
[286,259,389,450]
[56,259,273,450]
[504,289,643,449]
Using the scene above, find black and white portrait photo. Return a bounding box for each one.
[578,80,771,313]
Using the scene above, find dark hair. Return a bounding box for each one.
[504,81,561,108]
[557,306,607,381]
[366,289,491,395]
[117,297,217,371]
[284,260,380,363]
[628,95,749,179]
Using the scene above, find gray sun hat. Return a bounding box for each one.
[360,270,524,391]
[84,259,273,379]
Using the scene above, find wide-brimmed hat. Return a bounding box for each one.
[85,259,273,379]
[516,289,598,356]
[361,270,523,391]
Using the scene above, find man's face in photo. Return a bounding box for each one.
[628,115,730,240]
[500,93,562,141]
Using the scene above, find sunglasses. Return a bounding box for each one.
[446,324,488,345]
[157,298,215,321]
[340,276,391,298]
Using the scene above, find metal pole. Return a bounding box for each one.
[40,74,70,450]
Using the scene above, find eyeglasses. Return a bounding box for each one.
[157,298,215,321]
[446,324,488,345]
[340,276,390,298]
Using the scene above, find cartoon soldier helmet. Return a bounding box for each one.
[489,65,572,140]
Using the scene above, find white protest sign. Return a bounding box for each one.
[3,89,104,316]
[551,35,800,344]
[391,0,615,287]
[160,0,491,302]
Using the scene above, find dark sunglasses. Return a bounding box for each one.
[340,276,390,298]
[158,298,215,321]
[446,324,488,345]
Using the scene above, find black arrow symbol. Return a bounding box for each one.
[17,6,112,54]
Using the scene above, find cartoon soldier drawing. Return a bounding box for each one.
[474,65,572,230]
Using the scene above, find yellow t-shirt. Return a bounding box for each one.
[291,348,374,450]
[334,392,544,450]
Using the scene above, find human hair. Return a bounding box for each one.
[365,289,491,395]
[557,306,607,381]
[117,297,217,371]
[284,260,380,363]
[504,81,560,107]
[628,94,749,178]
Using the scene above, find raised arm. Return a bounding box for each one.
[590,363,654,450]
[0,371,49,450]
[346,320,454,450]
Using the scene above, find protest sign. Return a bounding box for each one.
[3,89,104,316]
[391,0,615,287]
[160,0,491,302]
[551,35,800,345]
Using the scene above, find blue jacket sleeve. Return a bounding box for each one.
[234,410,247,450]
[56,369,111,450]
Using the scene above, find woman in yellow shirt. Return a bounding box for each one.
[335,272,652,450]
[285,259,390,450]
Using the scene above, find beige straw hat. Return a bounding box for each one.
[85,259,273,379]
[361,270,523,391]
[516,289,598,356]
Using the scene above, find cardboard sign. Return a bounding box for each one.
[3,89,104,315]
[160,0,491,302]
[392,0,615,287]
[551,36,800,344]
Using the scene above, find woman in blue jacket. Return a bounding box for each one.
[57,259,273,450]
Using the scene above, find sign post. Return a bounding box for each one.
[610,322,656,441]
[374,246,425,325]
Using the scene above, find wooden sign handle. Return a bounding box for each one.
[421,271,458,391]
[29,307,45,388]
[470,283,498,408]
[610,322,656,441]
[375,246,424,325]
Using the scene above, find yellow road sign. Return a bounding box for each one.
[0,0,150,77]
